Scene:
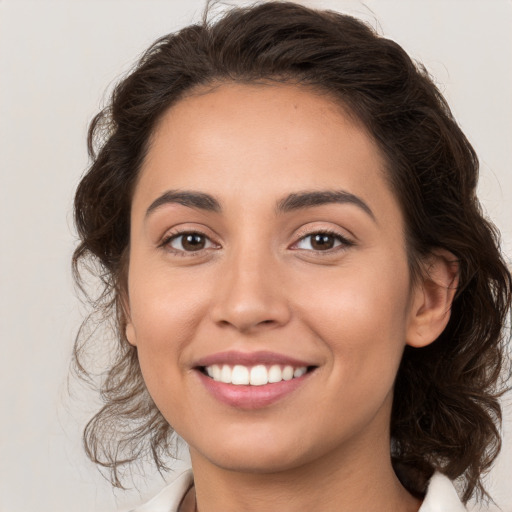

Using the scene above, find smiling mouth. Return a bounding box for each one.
[199,364,316,386]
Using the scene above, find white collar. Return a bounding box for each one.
[131,469,193,512]
[419,472,466,511]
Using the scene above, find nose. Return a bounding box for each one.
[209,246,291,334]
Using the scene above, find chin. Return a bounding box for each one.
[205,449,310,475]
[186,423,329,475]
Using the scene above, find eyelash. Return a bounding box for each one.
[292,228,355,254]
[159,230,218,257]
[160,228,354,257]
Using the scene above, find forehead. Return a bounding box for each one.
[134,82,398,223]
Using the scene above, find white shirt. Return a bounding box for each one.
[419,472,467,512]
[131,469,466,512]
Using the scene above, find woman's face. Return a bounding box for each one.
[126,83,420,474]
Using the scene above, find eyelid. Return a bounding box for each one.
[159,226,221,256]
[289,227,355,253]
[157,222,220,245]
[157,224,355,256]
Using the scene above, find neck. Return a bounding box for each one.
[188,429,421,512]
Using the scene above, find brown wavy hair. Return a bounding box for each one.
[72,1,512,502]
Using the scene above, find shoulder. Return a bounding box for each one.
[130,469,193,512]
[419,472,467,512]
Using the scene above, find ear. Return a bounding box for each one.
[406,249,459,348]
[121,290,138,347]
[126,320,137,347]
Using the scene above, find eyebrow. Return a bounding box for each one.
[146,190,221,216]
[145,189,375,221]
[275,190,375,220]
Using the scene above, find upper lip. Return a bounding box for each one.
[193,350,316,368]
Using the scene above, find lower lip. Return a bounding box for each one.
[196,370,312,409]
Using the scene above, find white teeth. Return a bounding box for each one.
[268,364,282,383]
[282,365,294,381]
[294,367,307,378]
[204,364,309,385]
[231,365,250,385]
[212,364,221,381]
[220,365,232,384]
[250,365,268,386]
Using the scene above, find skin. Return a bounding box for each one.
[125,83,457,512]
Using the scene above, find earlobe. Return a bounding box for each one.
[406,249,459,348]
[126,322,137,346]
[121,292,137,347]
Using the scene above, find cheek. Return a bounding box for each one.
[127,266,212,395]
[293,256,411,391]
[129,258,210,338]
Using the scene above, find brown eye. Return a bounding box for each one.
[167,232,213,252]
[310,234,336,250]
[182,233,205,250]
[294,231,351,252]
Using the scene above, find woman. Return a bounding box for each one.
[72,2,511,511]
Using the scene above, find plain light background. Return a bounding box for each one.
[0,1,511,511]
